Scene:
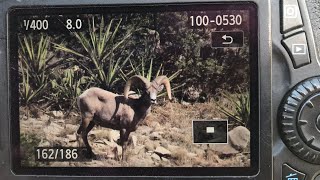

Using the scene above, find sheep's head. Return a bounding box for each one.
[124,75,172,104]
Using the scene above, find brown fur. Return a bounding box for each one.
[77,76,171,160]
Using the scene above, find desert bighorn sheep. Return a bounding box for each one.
[77,75,172,159]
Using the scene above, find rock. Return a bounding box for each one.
[129,135,138,147]
[40,114,51,121]
[107,154,115,159]
[43,122,64,136]
[154,146,171,157]
[103,139,118,148]
[146,151,153,156]
[187,152,197,158]
[171,127,181,133]
[116,145,122,157]
[132,145,145,155]
[167,145,180,152]
[150,132,161,140]
[181,101,191,106]
[108,130,120,142]
[161,157,169,162]
[65,124,78,133]
[67,134,77,142]
[52,111,64,118]
[210,144,239,156]
[160,142,168,148]
[94,140,105,144]
[38,140,50,147]
[228,126,250,150]
[131,155,154,167]
[194,149,205,158]
[150,121,161,129]
[138,125,153,135]
[151,153,161,161]
[145,141,155,151]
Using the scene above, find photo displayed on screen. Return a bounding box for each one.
[11,4,256,168]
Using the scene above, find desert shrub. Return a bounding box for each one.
[18,34,63,106]
[54,17,134,91]
[50,66,92,111]
[217,90,250,128]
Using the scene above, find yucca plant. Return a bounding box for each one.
[51,66,92,112]
[217,89,250,128]
[18,34,62,106]
[54,17,134,90]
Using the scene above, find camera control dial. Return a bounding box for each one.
[279,77,320,164]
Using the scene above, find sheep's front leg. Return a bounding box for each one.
[120,128,130,161]
[78,117,96,159]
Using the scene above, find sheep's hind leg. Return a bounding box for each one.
[80,118,96,159]
[120,129,130,161]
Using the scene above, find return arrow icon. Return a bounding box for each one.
[222,34,233,44]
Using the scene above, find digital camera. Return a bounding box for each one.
[0,0,319,179]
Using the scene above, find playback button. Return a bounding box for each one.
[282,32,311,68]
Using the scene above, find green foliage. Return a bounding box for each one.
[17,12,251,112]
[217,90,250,128]
[20,133,41,167]
[18,34,62,106]
[50,66,92,111]
[54,17,134,90]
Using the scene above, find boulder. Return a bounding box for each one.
[145,141,155,151]
[167,144,180,152]
[67,134,77,142]
[52,111,64,118]
[151,153,161,161]
[161,157,169,162]
[103,139,118,148]
[150,121,161,129]
[129,135,138,147]
[94,140,105,144]
[107,130,120,142]
[210,144,239,156]
[228,126,250,150]
[149,132,161,140]
[65,124,78,133]
[187,152,197,158]
[38,140,50,147]
[138,125,153,135]
[154,146,172,157]
[146,151,153,156]
[132,145,145,155]
[116,145,122,157]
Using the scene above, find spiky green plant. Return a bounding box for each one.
[18,34,62,106]
[51,66,92,112]
[217,90,250,128]
[54,17,133,90]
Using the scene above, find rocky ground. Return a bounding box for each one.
[19,102,250,167]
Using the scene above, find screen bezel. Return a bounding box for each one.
[8,2,259,176]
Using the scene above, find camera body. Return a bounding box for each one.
[0,0,318,179]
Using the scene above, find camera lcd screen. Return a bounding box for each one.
[9,3,259,176]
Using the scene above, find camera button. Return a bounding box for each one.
[282,32,310,68]
[281,0,303,33]
[282,164,306,180]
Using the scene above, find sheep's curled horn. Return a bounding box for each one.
[152,75,172,100]
[124,75,172,100]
